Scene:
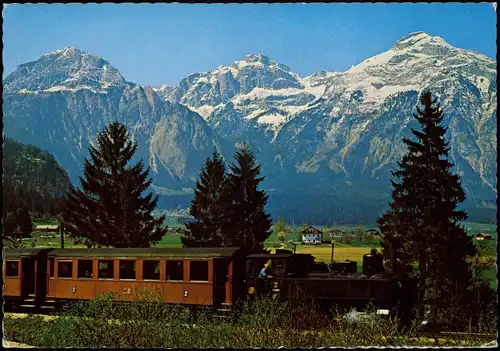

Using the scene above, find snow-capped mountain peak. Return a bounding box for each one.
[44,46,83,58]
[231,53,292,73]
[242,53,271,64]
[321,31,496,110]
[156,53,306,120]
[393,31,451,50]
[4,47,126,94]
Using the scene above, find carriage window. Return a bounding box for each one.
[119,260,136,280]
[5,261,19,277]
[98,260,114,279]
[49,258,54,277]
[77,260,93,279]
[58,261,73,278]
[166,261,184,281]
[143,260,160,280]
[190,261,209,282]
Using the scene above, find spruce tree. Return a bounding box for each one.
[377,91,476,322]
[182,147,229,247]
[62,122,167,248]
[225,142,272,253]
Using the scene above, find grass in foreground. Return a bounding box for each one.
[4,293,497,348]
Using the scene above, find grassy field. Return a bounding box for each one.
[293,245,379,263]
[156,234,184,247]
[462,222,497,237]
[24,218,497,280]
[27,218,496,250]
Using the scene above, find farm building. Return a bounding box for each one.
[301,226,323,244]
[35,225,59,232]
[328,229,346,237]
[475,233,492,241]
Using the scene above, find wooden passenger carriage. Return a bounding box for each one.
[3,247,246,310]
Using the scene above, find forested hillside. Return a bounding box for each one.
[2,137,72,216]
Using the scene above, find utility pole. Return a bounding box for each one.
[330,241,335,264]
[60,220,64,249]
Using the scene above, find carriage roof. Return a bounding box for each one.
[4,248,53,258]
[46,247,242,259]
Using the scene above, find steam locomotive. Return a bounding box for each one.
[3,244,417,319]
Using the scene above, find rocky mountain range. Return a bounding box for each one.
[3,32,497,224]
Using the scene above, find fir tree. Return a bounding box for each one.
[377,91,476,322]
[62,122,167,248]
[182,147,229,247]
[225,142,272,253]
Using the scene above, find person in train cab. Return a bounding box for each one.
[258,263,272,278]
[85,270,91,278]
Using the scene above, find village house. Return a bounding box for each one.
[301,226,323,244]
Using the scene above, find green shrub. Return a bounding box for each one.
[3,315,48,346]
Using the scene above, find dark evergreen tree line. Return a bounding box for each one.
[182,142,272,253]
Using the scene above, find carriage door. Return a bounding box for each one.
[213,259,230,305]
[21,258,36,298]
[35,255,48,306]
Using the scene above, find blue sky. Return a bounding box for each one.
[3,3,497,87]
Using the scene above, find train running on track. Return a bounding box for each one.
[3,245,417,320]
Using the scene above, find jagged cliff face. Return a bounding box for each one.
[3,32,497,222]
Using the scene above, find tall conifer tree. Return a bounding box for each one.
[63,122,166,248]
[182,147,229,247]
[225,142,272,253]
[377,91,476,322]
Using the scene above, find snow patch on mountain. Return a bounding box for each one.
[256,113,285,126]
[187,104,218,120]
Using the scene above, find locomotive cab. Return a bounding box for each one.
[245,253,289,297]
[245,252,315,298]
